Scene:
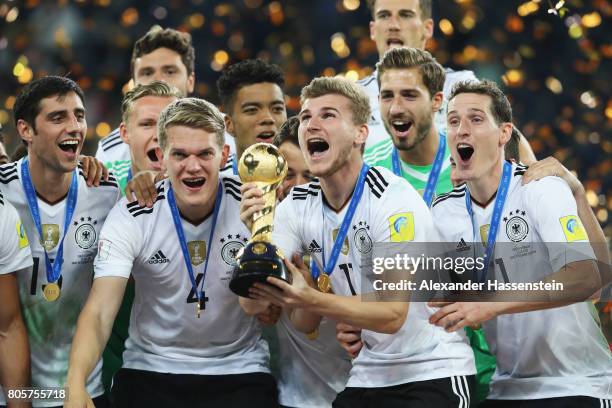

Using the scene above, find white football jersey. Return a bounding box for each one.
[276,313,351,407]
[358,67,476,149]
[274,166,475,388]
[94,176,269,375]
[0,193,33,275]
[0,159,119,407]
[220,153,237,176]
[96,127,238,164]
[431,162,612,400]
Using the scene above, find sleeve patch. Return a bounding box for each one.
[97,239,113,261]
[389,212,415,242]
[559,215,587,242]
[16,220,29,249]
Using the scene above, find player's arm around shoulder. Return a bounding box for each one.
[65,201,136,407]
[527,175,601,296]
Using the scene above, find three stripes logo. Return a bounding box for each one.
[456,238,471,252]
[147,250,170,264]
[308,239,322,253]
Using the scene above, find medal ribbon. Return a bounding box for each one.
[21,159,78,284]
[232,156,238,176]
[311,163,370,280]
[465,161,512,283]
[391,133,446,207]
[127,168,132,182]
[167,181,223,307]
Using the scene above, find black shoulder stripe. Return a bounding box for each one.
[365,177,382,199]
[369,167,389,187]
[432,191,466,207]
[365,173,385,198]
[293,196,307,201]
[0,191,3,205]
[223,177,242,188]
[0,175,18,184]
[102,140,124,152]
[224,183,240,197]
[129,196,166,217]
[0,167,17,177]
[130,207,155,217]
[225,190,241,201]
[127,184,165,211]
[293,186,308,193]
[357,76,375,87]
[293,190,318,198]
[99,180,119,188]
[101,130,120,146]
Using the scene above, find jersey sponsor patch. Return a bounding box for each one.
[560,215,587,242]
[16,220,29,248]
[389,212,414,242]
[97,239,112,261]
[188,240,206,266]
[41,224,60,251]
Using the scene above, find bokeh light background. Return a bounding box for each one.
[0,0,609,234]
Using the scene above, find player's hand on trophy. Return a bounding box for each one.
[428,301,499,332]
[256,304,282,326]
[79,155,109,187]
[248,254,314,308]
[522,156,583,195]
[125,170,160,207]
[336,322,363,358]
[64,386,95,408]
[239,182,265,231]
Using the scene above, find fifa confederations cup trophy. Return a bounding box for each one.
[229,143,292,297]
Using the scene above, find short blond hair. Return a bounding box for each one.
[376,47,445,97]
[300,76,371,125]
[157,97,225,151]
[121,81,182,124]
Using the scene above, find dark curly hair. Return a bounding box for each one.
[130,26,195,77]
[216,59,285,113]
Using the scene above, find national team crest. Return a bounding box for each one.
[332,228,350,255]
[188,240,207,266]
[41,224,59,251]
[504,210,529,242]
[73,217,98,250]
[220,234,248,266]
[352,221,372,254]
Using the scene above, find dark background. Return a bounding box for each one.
[0,0,609,235]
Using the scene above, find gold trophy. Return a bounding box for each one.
[229,143,291,297]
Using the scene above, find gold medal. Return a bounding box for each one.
[317,273,332,293]
[306,328,319,341]
[43,283,61,302]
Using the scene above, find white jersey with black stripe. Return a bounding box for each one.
[0,159,119,406]
[273,165,475,388]
[95,127,238,164]
[357,67,476,149]
[431,162,612,400]
[94,176,270,375]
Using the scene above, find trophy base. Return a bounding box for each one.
[230,241,292,297]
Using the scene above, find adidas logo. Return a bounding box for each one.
[456,238,470,252]
[147,250,170,264]
[308,239,322,253]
